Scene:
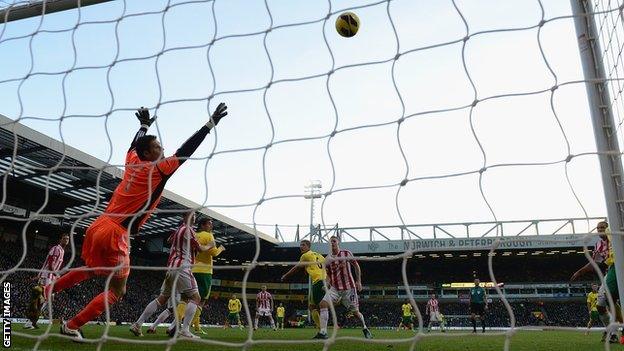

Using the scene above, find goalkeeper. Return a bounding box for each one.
[48,103,228,341]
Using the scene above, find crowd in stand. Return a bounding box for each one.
[226,254,588,285]
[0,239,593,328]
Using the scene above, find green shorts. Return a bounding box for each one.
[29,286,43,310]
[591,310,600,322]
[309,280,325,306]
[27,301,40,316]
[606,265,619,297]
[277,316,284,323]
[402,316,412,325]
[193,272,212,299]
[228,312,240,325]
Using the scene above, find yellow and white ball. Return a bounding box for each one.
[335,12,360,38]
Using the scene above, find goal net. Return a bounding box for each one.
[1,0,623,350]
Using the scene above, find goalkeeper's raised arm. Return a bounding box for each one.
[173,102,228,164]
[131,102,228,173]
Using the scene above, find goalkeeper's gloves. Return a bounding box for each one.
[135,106,157,128]
[206,102,228,129]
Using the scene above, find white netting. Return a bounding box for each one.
[1,0,624,350]
[585,0,624,348]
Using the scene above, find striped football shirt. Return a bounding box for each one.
[326,249,357,291]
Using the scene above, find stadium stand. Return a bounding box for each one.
[1,229,596,329]
[0,115,602,330]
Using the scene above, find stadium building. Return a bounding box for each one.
[0,115,603,329]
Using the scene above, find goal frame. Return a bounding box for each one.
[0,0,113,23]
[571,0,624,322]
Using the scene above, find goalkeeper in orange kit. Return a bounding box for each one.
[45,103,228,341]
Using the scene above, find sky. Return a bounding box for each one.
[0,0,617,241]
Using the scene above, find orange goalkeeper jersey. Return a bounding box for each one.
[103,124,211,235]
[105,150,180,234]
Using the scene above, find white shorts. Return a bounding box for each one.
[322,287,359,312]
[160,269,198,299]
[257,308,272,317]
[429,311,442,322]
[597,282,613,308]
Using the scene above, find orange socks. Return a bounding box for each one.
[67,290,119,330]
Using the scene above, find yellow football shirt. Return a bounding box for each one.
[300,250,326,283]
[605,228,615,267]
[277,306,285,318]
[192,230,224,274]
[228,298,241,313]
[587,292,598,312]
[402,303,412,317]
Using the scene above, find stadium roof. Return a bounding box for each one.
[0,113,277,245]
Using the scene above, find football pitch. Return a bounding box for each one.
[10,326,624,351]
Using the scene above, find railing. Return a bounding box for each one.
[269,217,605,243]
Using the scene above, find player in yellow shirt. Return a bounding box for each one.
[586,283,600,335]
[281,239,326,330]
[175,217,225,334]
[592,224,623,342]
[276,303,286,330]
[227,294,243,329]
[397,301,414,331]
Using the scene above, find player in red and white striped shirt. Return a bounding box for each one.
[254,285,276,330]
[38,237,68,286]
[24,233,69,329]
[131,212,215,339]
[571,221,610,281]
[326,249,356,291]
[426,294,446,332]
[316,236,372,340]
[166,216,200,269]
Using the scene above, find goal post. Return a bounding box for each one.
[571,0,624,325]
[0,0,114,23]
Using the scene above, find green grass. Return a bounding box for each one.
[10,325,624,351]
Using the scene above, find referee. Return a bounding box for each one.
[469,278,487,333]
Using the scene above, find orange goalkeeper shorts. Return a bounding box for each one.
[81,216,130,279]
